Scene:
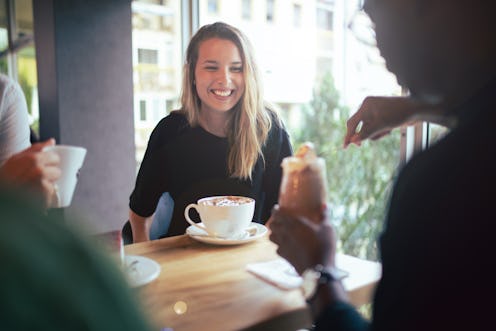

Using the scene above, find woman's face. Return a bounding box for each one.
[194,38,245,115]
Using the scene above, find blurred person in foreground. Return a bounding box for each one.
[269,0,496,330]
[0,74,61,208]
[0,187,153,331]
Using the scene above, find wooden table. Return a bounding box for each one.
[125,234,381,331]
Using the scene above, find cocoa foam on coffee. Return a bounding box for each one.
[203,196,252,206]
[278,142,327,223]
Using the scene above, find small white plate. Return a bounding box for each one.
[186,222,268,245]
[124,255,161,287]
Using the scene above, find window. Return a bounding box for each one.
[152,98,162,121]
[316,7,333,30]
[138,48,159,64]
[242,0,251,20]
[0,1,9,66]
[207,0,218,14]
[132,0,182,168]
[139,100,147,121]
[166,98,173,109]
[266,0,275,22]
[427,123,448,147]
[293,4,302,27]
[0,0,38,136]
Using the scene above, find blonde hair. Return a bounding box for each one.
[179,22,278,180]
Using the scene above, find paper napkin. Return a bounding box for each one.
[246,258,304,290]
[246,258,350,290]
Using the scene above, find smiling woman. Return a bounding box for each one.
[128,22,292,243]
[193,38,245,136]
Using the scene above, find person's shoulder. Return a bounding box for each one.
[156,110,188,127]
[0,73,12,87]
[262,105,292,160]
[0,74,20,98]
[153,111,189,135]
[147,110,190,149]
[263,106,287,143]
[263,105,289,139]
[265,104,284,128]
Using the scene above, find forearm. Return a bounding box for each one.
[406,98,454,128]
[308,280,349,320]
[308,281,369,331]
[313,300,369,331]
[129,210,152,243]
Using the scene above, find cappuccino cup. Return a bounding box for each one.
[43,145,87,208]
[184,196,255,238]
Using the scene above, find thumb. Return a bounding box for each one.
[30,138,56,152]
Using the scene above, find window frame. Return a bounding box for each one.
[241,0,252,20]
[266,0,275,23]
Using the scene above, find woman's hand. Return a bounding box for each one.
[128,209,152,243]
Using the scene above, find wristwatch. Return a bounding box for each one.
[301,264,345,301]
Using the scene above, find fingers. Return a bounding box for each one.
[268,206,283,244]
[344,97,376,148]
[36,150,61,207]
[0,139,61,208]
[344,112,363,148]
[268,206,297,247]
[42,162,62,182]
[41,178,58,208]
[345,96,405,148]
[40,148,61,167]
[28,138,56,153]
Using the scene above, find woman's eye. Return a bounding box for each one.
[231,67,243,73]
[204,66,218,71]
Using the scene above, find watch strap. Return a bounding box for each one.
[302,264,344,302]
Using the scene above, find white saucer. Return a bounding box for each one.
[124,255,161,287]
[186,222,268,245]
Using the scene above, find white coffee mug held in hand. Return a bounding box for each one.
[44,145,87,208]
[184,196,255,238]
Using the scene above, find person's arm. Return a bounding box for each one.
[0,138,61,208]
[0,75,30,165]
[344,96,451,147]
[268,207,369,330]
[128,117,177,242]
[128,209,153,243]
[268,207,349,313]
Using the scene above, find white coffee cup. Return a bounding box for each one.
[184,196,255,238]
[44,145,87,208]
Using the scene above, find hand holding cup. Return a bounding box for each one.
[43,145,86,208]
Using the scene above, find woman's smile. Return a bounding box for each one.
[211,88,234,97]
